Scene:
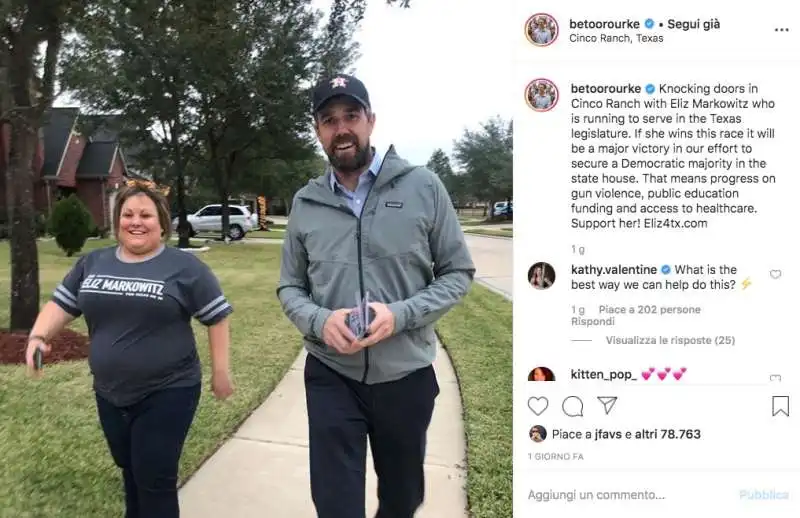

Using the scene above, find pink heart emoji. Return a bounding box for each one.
[657,371,667,380]
[664,367,672,373]
[680,367,687,373]
[648,367,656,372]
[673,371,683,381]
[642,371,651,380]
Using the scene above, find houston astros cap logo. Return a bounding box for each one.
[330,77,348,88]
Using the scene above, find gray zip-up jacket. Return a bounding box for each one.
[277,145,476,384]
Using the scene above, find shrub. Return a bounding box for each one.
[35,212,48,237]
[48,194,92,256]
[88,224,110,239]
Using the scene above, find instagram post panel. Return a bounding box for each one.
[0,0,797,517]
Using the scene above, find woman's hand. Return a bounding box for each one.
[25,337,51,377]
[211,370,234,400]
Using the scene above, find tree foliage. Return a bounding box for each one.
[190,1,320,239]
[59,0,209,247]
[317,0,365,78]
[428,116,513,217]
[60,0,365,238]
[451,116,513,216]
[427,148,453,178]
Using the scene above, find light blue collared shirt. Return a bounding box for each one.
[329,148,383,217]
[533,94,552,109]
[533,28,552,44]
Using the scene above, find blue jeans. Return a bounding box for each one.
[95,384,201,518]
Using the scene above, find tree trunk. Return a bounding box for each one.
[217,163,230,242]
[174,168,190,248]
[7,113,40,330]
[171,121,190,249]
[6,29,44,331]
[219,152,239,242]
[220,186,230,242]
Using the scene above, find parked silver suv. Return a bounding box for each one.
[172,204,254,240]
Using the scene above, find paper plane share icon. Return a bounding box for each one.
[597,396,618,415]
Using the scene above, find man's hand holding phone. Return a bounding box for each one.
[322,308,358,354]
[352,302,394,349]
[323,290,395,354]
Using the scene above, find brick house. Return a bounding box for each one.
[0,106,132,232]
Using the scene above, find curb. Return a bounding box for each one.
[474,278,512,301]
[462,232,512,241]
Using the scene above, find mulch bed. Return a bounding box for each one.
[0,328,90,365]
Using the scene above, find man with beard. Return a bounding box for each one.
[277,74,475,517]
[531,16,553,45]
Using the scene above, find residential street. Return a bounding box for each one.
[463,233,512,300]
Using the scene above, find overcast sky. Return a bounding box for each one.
[346,0,515,165]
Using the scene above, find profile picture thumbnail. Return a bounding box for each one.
[528,261,555,290]
[525,79,558,112]
[528,366,555,381]
[530,425,547,443]
[525,13,558,47]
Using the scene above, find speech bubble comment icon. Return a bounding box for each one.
[562,396,584,417]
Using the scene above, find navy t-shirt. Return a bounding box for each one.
[51,245,233,406]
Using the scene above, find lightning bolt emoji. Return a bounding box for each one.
[742,278,751,290]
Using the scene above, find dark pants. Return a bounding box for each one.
[95,384,201,518]
[304,354,440,518]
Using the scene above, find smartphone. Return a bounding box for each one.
[33,346,43,370]
[346,290,375,339]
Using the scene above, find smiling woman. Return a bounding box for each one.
[113,185,173,259]
[18,183,236,517]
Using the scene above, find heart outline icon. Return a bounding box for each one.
[527,396,549,416]
[642,371,651,380]
[657,371,667,380]
[770,270,782,279]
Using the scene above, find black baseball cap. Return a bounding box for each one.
[312,74,371,114]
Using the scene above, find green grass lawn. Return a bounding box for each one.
[0,240,302,517]
[436,284,512,518]
[463,228,513,238]
[248,229,285,239]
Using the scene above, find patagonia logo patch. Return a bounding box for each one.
[385,201,404,209]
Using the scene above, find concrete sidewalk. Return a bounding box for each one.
[178,343,468,517]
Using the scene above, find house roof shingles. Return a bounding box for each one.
[41,107,80,177]
[76,141,117,178]
[77,114,147,171]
